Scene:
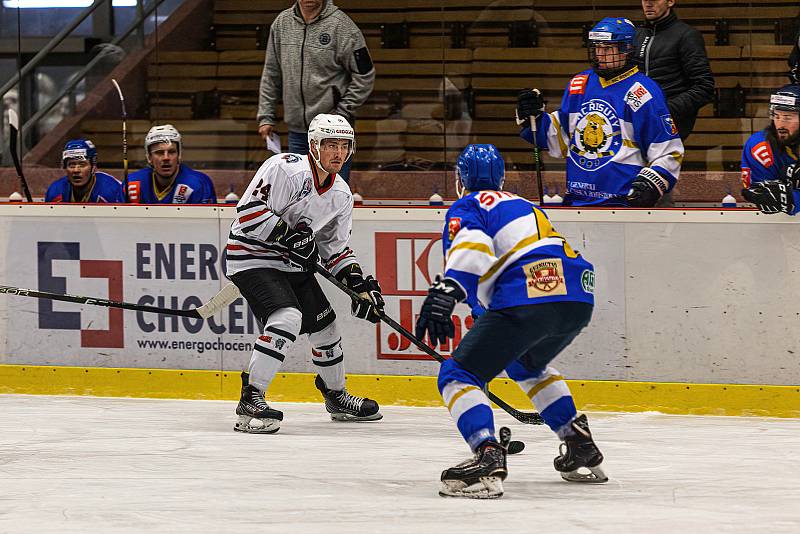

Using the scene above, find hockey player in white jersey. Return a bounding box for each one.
[415,144,606,499]
[517,17,684,207]
[227,113,384,433]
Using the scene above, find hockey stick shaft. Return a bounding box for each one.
[0,283,240,319]
[313,264,544,426]
[530,116,544,203]
[8,109,33,202]
[111,79,128,182]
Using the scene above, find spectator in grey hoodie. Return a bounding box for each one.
[257,0,375,181]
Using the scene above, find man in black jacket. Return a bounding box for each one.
[788,27,799,84]
[634,0,715,141]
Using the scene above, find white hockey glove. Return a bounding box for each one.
[627,167,670,207]
[336,264,385,323]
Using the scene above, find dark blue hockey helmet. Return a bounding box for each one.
[588,17,636,78]
[769,84,800,114]
[456,144,505,195]
[62,139,97,168]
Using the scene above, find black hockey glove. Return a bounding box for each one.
[516,88,545,125]
[742,180,796,214]
[627,167,670,207]
[782,162,800,190]
[274,221,318,271]
[336,264,385,323]
[415,276,466,347]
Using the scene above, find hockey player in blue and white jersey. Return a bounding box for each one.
[415,144,606,499]
[45,139,124,203]
[227,114,384,434]
[517,17,683,207]
[125,125,217,204]
[741,84,800,215]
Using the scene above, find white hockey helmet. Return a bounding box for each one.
[145,124,182,155]
[307,113,355,168]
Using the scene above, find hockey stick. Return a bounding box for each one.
[313,264,545,429]
[7,109,33,202]
[530,116,544,203]
[0,282,241,320]
[110,79,128,183]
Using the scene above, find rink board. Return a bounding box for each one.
[0,205,798,415]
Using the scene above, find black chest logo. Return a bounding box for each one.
[319,33,331,45]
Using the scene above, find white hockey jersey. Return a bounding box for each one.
[225,153,357,277]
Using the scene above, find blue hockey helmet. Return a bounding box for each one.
[456,144,505,195]
[769,84,800,114]
[62,139,97,168]
[588,17,636,78]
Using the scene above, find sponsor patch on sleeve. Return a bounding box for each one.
[353,47,374,75]
[624,81,652,112]
[569,75,589,95]
[661,114,678,136]
[127,181,140,203]
[741,167,752,188]
[448,217,462,242]
[751,141,774,168]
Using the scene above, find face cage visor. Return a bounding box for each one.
[588,41,633,77]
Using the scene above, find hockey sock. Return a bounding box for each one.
[438,358,495,451]
[506,361,577,434]
[247,307,302,391]
[308,321,345,391]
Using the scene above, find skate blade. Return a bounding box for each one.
[233,415,281,434]
[439,476,504,499]
[329,411,383,422]
[560,463,608,484]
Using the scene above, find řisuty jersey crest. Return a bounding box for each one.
[226,153,357,277]
[522,67,683,206]
[442,191,594,310]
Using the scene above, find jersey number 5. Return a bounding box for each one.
[477,190,513,207]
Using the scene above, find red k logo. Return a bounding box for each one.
[374,232,475,360]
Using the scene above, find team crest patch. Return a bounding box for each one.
[523,258,568,298]
[751,141,774,168]
[741,167,752,188]
[581,269,595,294]
[569,99,621,172]
[624,82,652,112]
[661,114,678,136]
[282,154,301,163]
[448,217,462,242]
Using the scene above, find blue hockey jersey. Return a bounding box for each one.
[443,191,595,311]
[125,165,217,204]
[521,66,683,206]
[741,130,800,215]
[45,171,124,203]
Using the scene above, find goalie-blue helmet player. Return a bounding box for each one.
[415,144,607,499]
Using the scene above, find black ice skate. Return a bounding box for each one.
[234,372,284,434]
[439,429,510,499]
[314,375,383,422]
[554,414,608,483]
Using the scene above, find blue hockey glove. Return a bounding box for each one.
[627,167,669,207]
[415,276,466,347]
[742,180,795,214]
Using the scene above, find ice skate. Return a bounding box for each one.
[554,414,608,483]
[234,372,284,434]
[439,430,509,499]
[314,374,382,421]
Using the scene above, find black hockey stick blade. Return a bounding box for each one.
[0,284,201,318]
[314,264,545,426]
[7,109,33,202]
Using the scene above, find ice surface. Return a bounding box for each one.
[1,395,799,533]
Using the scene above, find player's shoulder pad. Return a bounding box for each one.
[567,69,593,96]
[95,171,120,184]
[126,167,149,181]
[179,165,213,182]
